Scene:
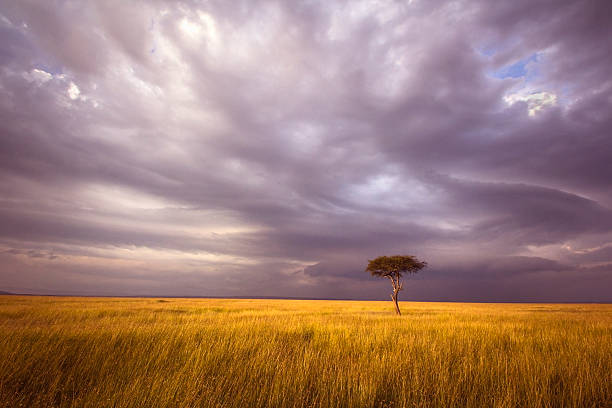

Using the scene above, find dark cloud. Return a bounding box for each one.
[0,0,611,300]
[434,176,612,246]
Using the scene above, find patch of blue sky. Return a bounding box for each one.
[492,53,539,79]
[477,46,497,57]
[35,62,63,76]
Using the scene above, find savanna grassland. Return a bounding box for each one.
[0,296,610,408]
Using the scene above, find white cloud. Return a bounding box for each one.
[504,91,557,116]
[67,82,81,100]
[179,17,202,38]
[23,68,53,84]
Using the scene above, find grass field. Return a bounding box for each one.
[0,296,610,407]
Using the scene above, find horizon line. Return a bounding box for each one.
[1,292,610,304]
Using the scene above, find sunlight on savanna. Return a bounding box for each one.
[0,296,610,407]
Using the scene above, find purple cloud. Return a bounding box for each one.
[0,0,611,301]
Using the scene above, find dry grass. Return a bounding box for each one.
[0,296,610,407]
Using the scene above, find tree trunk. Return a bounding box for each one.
[391,290,401,315]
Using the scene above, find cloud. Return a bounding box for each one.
[0,0,611,300]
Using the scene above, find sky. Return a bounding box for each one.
[0,0,611,301]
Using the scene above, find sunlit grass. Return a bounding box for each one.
[0,296,610,407]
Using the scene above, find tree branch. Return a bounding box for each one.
[387,275,396,291]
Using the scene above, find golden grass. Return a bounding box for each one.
[0,296,610,408]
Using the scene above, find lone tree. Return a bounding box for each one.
[366,255,427,315]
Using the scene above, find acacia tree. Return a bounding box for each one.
[366,255,427,315]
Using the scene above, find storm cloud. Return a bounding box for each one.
[0,0,611,301]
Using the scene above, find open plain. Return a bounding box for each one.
[0,296,610,408]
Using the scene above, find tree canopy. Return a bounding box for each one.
[366,255,427,278]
